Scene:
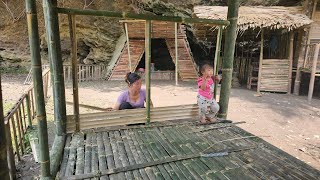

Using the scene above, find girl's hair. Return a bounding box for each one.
[125,72,141,86]
[199,62,213,76]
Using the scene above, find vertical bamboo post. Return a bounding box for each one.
[43,0,67,135]
[145,20,151,123]
[308,43,320,102]
[214,26,223,99]
[257,29,264,94]
[175,22,179,85]
[0,73,10,180]
[68,14,80,131]
[218,0,240,119]
[125,23,132,72]
[294,29,307,95]
[26,0,51,177]
[15,113,24,155]
[5,122,16,180]
[25,94,32,127]
[10,118,20,161]
[288,31,294,94]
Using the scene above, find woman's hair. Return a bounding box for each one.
[125,72,141,86]
[199,62,213,76]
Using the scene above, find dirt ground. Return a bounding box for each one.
[2,74,320,179]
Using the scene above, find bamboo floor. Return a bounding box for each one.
[59,119,320,180]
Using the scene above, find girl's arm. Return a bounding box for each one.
[199,77,208,91]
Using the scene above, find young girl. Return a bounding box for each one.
[197,63,220,123]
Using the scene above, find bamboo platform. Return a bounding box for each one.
[59,119,320,180]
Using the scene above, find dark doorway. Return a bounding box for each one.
[136,39,175,71]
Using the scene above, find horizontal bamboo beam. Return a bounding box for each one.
[57,8,230,26]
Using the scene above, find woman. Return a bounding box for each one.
[114,72,153,110]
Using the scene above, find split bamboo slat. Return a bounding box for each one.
[260,59,290,92]
[62,65,107,82]
[66,104,198,133]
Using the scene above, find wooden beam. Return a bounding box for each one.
[175,22,179,85]
[308,43,320,102]
[214,26,223,99]
[145,20,151,123]
[124,23,132,72]
[218,0,240,119]
[257,29,264,94]
[288,31,294,94]
[294,29,307,95]
[27,0,51,178]
[57,8,230,26]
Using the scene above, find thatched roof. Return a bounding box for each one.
[193,6,312,31]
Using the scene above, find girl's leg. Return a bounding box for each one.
[207,99,220,120]
[197,96,207,123]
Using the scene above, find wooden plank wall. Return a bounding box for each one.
[66,104,198,133]
[260,59,289,92]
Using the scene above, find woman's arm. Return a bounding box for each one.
[113,102,120,110]
[150,99,154,108]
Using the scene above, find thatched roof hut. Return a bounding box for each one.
[193,6,313,39]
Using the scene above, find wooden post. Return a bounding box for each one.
[257,29,264,94]
[26,0,51,178]
[68,14,80,132]
[218,0,240,119]
[294,29,307,95]
[5,122,16,180]
[308,43,320,102]
[0,73,10,180]
[125,23,132,72]
[175,22,179,85]
[145,20,151,123]
[25,94,32,127]
[214,26,223,99]
[288,31,294,94]
[43,0,67,135]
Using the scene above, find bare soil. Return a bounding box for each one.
[2,75,319,179]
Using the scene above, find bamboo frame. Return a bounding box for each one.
[257,29,264,93]
[57,8,230,26]
[214,26,223,99]
[0,73,10,179]
[218,0,240,119]
[125,23,132,72]
[288,31,294,94]
[175,22,179,85]
[27,0,51,177]
[68,14,80,131]
[294,29,307,95]
[145,20,151,123]
[308,43,320,102]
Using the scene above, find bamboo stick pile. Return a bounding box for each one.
[59,119,320,180]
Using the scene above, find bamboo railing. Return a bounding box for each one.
[63,64,107,82]
[3,69,51,178]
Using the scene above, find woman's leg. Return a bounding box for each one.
[119,102,134,110]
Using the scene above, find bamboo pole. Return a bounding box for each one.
[145,20,151,123]
[175,22,179,85]
[294,29,307,95]
[68,14,80,132]
[124,23,132,72]
[0,73,10,180]
[257,29,264,94]
[218,0,240,119]
[15,111,25,154]
[57,8,230,26]
[25,94,32,127]
[308,43,320,102]
[5,122,16,180]
[288,31,294,94]
[214,26,223,99]
[27,0,51,177]
[43,0,67,135]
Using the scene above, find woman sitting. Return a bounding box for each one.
[114,72,153,110]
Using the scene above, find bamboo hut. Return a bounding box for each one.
[193,6,313,93]
[107,20,198,81]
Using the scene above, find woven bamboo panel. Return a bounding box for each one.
[66,104,198,133]
[260,59,289,92]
